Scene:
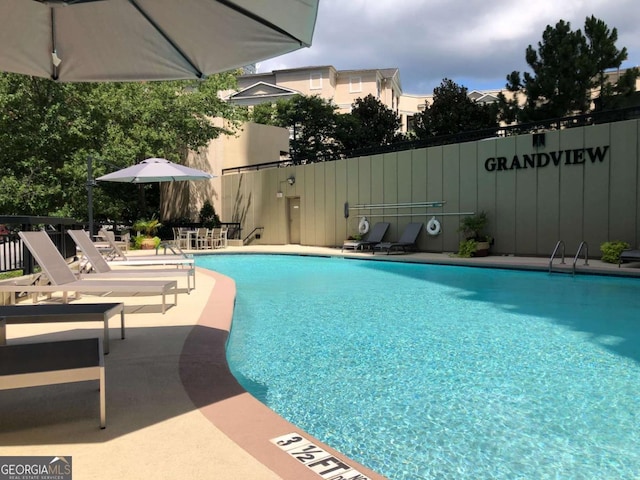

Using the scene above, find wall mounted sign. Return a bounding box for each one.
[484,146,609,172]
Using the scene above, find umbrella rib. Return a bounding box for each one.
[216,0,308,46]
[127,0,205,79]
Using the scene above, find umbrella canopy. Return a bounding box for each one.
[0,0,319,82]
[97,157,214,183]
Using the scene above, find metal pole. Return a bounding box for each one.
[87,156,94,240]
[357,212,475,218]
[351,201,446,209]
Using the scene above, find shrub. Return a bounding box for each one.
[199,201,221,228]
[457,239,477,258]
[600,241,630,263]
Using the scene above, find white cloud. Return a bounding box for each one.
[258,0,640,95]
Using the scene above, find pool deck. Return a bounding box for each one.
[1,245,639,479]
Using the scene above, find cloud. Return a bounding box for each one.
[259,0,640,94]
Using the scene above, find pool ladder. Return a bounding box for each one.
[572,241,589,275]
[549,240,589,274]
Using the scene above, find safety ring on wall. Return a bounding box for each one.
[426,216,441,236]
[358,216,370,235]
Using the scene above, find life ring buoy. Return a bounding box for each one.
[426,216,441,236]
[358,217,370,235]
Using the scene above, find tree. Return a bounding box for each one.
[0,72,242,222]
[584,15,640,110]
[250,94,403,159]
[413,79,498,139]
[0,75,100,218]
[248,102,278,125]
[335,94,402,151]
[271,94,340,163]
[499,16,638,123]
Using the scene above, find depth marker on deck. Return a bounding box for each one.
[271,432,373,480]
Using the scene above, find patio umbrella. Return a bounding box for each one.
[0,0,319,82]
[96,157,214,183]
[91,157,213,236]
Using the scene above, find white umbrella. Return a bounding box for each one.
[91,157,213,237]
[96,157,214,183]
[0,0,318,82]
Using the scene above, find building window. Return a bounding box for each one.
[310,72,322,90]
[349,76,362,93]
[407,115,416,132]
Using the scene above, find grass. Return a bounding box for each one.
[0,270,24,280]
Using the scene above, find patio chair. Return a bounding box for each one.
[68,230,195,292]
[209,227,226,249]
[342,222,390,252]
[619,248,640,266]
[373,222,423,255]
[195,227,211,250]
[220,226,229,248]
[0,231,178,313]
[172,227,189,249]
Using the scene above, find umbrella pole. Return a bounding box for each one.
[87,156,95,240]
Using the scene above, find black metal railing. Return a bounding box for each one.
[222,105,640,175]
[221,222,241,240]
[0,216,83,274]
[243,226,264,244]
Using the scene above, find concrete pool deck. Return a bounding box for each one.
[1,245,639,479]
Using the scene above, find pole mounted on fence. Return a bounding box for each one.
[86,156,98,240]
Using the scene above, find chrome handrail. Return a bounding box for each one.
[572,241,589,275]
[549,240,565,273]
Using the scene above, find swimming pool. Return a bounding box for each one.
[197,254,640,480]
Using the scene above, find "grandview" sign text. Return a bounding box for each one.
[484,146,609,172]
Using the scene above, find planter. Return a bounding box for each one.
[475,241,490,257]
[140,237,157,250]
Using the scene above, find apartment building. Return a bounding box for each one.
[226,65,639,134]
[226,65,412,131]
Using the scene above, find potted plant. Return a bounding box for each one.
[458,211,492,257]
[133,217,162,249]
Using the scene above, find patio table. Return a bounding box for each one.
[0,302,124,354]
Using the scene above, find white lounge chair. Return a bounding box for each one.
[68,230,195,292]
[0,231,178,313]
[98,228,195,268]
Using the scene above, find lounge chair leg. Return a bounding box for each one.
[99,364,106,429]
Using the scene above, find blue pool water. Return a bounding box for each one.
[197,254,640,480]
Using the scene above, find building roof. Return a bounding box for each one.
[225,81,300,104]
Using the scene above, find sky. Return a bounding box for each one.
[258,0,640,96]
